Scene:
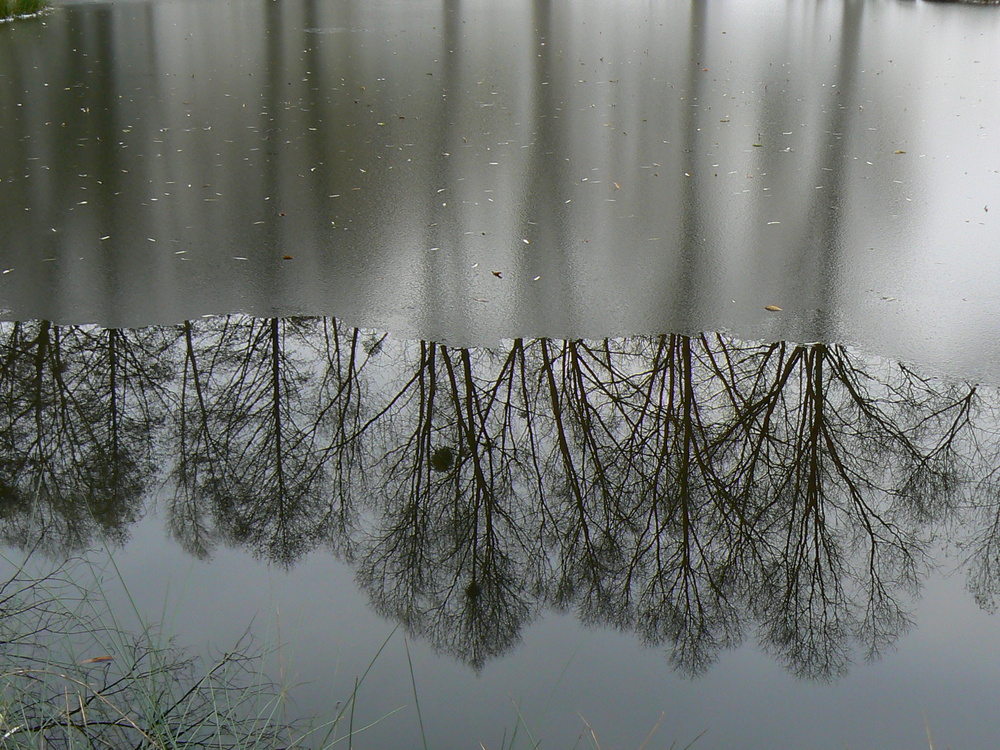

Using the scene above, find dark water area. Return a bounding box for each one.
[2,0,1000,747]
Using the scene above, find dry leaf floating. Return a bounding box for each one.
[80,656,114,665]
[764,305,782,312]
[492,270,503,278]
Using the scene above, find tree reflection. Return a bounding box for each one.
[729,343,971,679]
[169,317,339,567]
[356,341,544,670]
[957,401,1000,613]
[708,342,967,678]
[0,317,988,678]
[525,335,971,678]
[0,321,171,552]
[351,333,973,676]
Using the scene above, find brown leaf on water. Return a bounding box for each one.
[764,305,782,312]
[492,270,503,278]
[80,656,114,665]
[894,150,906,154]
[282,255,294,260]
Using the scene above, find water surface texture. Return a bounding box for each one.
[3,0,1000,748]
[2,0,999,371]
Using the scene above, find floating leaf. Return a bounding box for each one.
[80,656,114,665]
[492,270,503,278]
[894,150,906,154]
[282,255,293,260]
[764,305,782,312]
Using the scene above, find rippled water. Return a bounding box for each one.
[2,0,1000,747]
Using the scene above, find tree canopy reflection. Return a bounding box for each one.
[0,316,991,678]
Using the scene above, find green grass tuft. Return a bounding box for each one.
[0,0,48,21]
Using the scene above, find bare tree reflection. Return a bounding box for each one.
[956,397,1000,612]
[310,318,371,560]
[169,317,336,567]
[564,335,971,679]
[596,334,758,677]
[167,316,371,563]
[725,342,971,679]
[356,341,547,670]
[0,317,986,678]
[167,319,222,560]
[351,332,973,675]
[0,321,172,552]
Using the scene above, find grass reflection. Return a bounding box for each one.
[0,552,387,749]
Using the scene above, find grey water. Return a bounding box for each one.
[2,0,1000,747]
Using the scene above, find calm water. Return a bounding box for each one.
[2,0,1000,747]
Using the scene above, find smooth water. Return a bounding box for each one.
[2,0,1000,747]
[2,0,999,372]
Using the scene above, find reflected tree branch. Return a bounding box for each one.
[0,317,985,678]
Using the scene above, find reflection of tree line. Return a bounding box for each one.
[0,317,995,677]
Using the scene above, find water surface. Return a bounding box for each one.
[3,0,1000,747]
[2,0,999,370]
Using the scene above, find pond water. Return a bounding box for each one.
[2,0,1000,747]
